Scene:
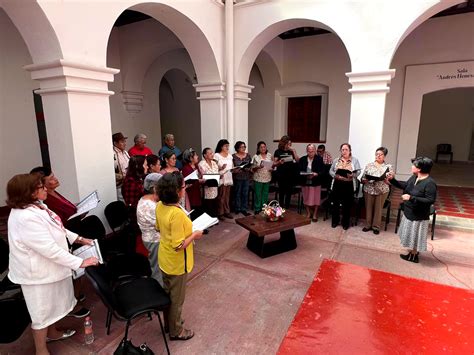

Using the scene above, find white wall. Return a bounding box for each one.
[159,69,201,153]
[107,23,198,153]
[384,13,474,169]
[0,9,41,205]
[417,88,474,161]
[248,33,351,157]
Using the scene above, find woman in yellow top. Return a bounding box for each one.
[155,172,204,341]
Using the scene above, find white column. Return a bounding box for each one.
[194,82,226,150]
[25,59,119,225]
[225,0,234,144]
[346,69,395,169]
[234,83,254,145]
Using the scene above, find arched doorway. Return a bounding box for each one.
[242,20,352,156]
[106,5,221,152]
[159,69,201,152]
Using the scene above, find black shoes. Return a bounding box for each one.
[242,211,251,216]
[362,227,372,232]
[342,225,349,230]
[373,229,380,235]
[400,252,419,263]
[67,307,90,318]
[331,222,338,228]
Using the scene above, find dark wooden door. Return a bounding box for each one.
[287,96,321,142]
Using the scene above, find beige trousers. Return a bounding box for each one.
[364,191,389,230]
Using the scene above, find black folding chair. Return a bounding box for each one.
[86,265,170,354]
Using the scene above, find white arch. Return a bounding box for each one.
[33,1,222,83]
[0,1,62,63]
[396,60,474,178]
[389,0,466,66]
[237,18,350,85]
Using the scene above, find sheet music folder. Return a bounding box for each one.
[364,167,389,182]
[68,190,100,220]
[72,240,103,279]
[335,169,358,177]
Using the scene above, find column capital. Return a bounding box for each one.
[193,82,225,100]
[24,59,119,96]
[346,69,396,94]
[121,91,144,114]
[234,83,254,101]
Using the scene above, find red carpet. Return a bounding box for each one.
[278,260,473,354]
[436,186,474,219]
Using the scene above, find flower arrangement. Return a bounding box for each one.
[262,200,285,222]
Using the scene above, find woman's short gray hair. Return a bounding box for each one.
[134,133,147,144]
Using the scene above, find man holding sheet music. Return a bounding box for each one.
[360,147,394,235]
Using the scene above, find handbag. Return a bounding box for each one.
[113,338,154,355]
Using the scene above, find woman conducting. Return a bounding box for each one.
[156,172,204,340]
[389,157,437,263]
[7,174,98,355]
[361,147,394,235]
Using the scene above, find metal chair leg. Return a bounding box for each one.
[156,312,171,355]
[385,204,390,231]
[395,207,402,233]
[106,309,112,335]
[431,212,436,240]
[124,320,131,341]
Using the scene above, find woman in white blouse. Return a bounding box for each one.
[7,174,98,354]
[198,147,219,217]
[137,173,163,285]
[214,139,234,220]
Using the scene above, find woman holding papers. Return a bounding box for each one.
[361,147,394,235]
[299,144,325,222]
[214,139,234,220]
[274,135,299,209]
[146,154,162,174]
[160,151,179,174]
[122,155,147,208]
[6,174,99,355]
[198,147,219,217]
[251,141,273,214]
[388,157,437,263]
[182,148,204,213]
[30,166,80,228]
[156,172,204,341]
[232,141,252,216]
[137,173,163,285]
[329,143,361,230]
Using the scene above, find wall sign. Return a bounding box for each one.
[437,68,474,80]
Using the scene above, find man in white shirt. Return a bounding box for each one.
[113,132,130,201]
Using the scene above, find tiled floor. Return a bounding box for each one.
[1,214,472,355]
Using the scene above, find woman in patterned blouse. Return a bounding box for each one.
[251,141,273,214]
[361,147,394,235]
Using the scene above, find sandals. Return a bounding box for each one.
[46,329,76,343]
[170,328,194,341]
